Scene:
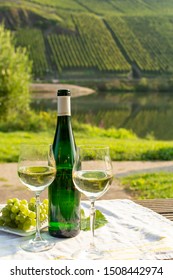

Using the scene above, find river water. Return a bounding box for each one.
[31,91,173,141]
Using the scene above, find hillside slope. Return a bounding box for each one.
[0,0,173,80]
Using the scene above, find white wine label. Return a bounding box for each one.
[58,96,71,116]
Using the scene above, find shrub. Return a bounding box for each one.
[0,110,57,132]
[0,24,32,120]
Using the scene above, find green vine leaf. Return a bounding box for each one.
[81,209,108,231]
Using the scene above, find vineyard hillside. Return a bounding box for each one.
[0,0,173,80]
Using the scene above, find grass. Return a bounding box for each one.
[0,131,53,162]
[1,129,173,162]
[120,172,173,199]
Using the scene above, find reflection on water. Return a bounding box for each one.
[31,91,173,140]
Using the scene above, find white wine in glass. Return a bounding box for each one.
[72,145,113,259]
[18,144,56,252]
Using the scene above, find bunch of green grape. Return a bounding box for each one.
[0,197,48,231]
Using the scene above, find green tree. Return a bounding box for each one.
[0,24,32,120]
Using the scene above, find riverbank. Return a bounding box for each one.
[1,161,173,204]
[31,83,95,99]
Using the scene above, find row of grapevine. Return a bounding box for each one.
[45,14,130,74]
[105,16,159,72]
[15,28,49,77]
[126,16,173,72]
[72,14,130,71]
[128,17,173,71]
[47,33,95,73]
[47,34,91,73]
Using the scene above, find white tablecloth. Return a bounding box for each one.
[1,199,173,260]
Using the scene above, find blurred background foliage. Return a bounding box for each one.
[0,24,32,121]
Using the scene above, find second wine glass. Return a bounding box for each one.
[72,145,113,259]
[18,144,56,252]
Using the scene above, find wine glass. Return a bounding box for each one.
[17,144,56,252]
[72,145,113,259]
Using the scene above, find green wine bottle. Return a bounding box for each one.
[48,89,80,238]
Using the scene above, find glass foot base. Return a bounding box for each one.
[72,247,106,260]
[20,238,55,253]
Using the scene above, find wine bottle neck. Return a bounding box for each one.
[57,96,71,116]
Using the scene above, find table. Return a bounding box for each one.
[1,199,173,260]
[134,199,173,260]
[134,198,173,222]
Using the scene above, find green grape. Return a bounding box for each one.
[6,203,13,210]
[40,204,44,211]
[0,217,4,226]
[18,223,23,230]
[26,216,33,223]
[1,216,6,222]
[10,213,16,221]
[18,213,26,224]
[40,213,45,222]
[15,219,20,225]
[28,202,35,212]
[20,199,28,205]
[42,208,47,215]
[23,208,30,216]
[7,199,14,205]
[14,201,20,207]
[15,214,20,221]
[19,203,30,216]
[44,204,48,210]
[30,197,36,204]
[11,205,19,214]
[12,198,20,204]
[10,222,17,228]
[23,224,30,231]
[2,207,10,216]
[3,216,11,223]
[28,211,36,219]
[23,217,32,230]
[19,204,27,212]
[0,196,48,231]
[43,199,48,205]
[31,219,36,227]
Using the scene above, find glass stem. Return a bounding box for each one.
[90,201,96,250]
[33,193,42,242]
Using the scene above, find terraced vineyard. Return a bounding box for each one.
[16,28,49,77]
[126,16,173,72]
[105,16,173,73]
[1,0,173,79]
[46,15,130,74]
